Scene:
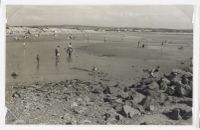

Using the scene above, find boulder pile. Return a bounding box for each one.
[6,67,192,125]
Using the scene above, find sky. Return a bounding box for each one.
[6,5,193,29]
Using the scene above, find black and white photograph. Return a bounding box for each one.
[5,5,193,125]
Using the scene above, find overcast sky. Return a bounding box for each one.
[6,5,193,29]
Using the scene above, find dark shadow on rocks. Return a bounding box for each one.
[178,100,192,107]
[163,108,192,120]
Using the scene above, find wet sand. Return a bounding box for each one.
[6,31,192,85]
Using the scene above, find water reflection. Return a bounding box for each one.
[67,55,72,63]
[66,48,73,63]
[55,56,60,70]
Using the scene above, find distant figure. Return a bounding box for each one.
[36,54,40,72]
[66,42,73,57]
[178,46,184,50]
[150,66,160,78]
[23,42,26,55]
[137,41,140,48]
[11,72,18,79]
[36,54,40,64]
[92,66,98,83]
[189,57,193,67]
[92,66,97,72]
[67,34,73,40]
[161,42,164,47]
[142,44,145,48]
[55,45,61,57]
[69,34,73,40]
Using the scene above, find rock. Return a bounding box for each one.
[103,87,112,94]
[172,69,192,77]
[142,89,160,99]
[80,119,92,124]
[147,81,159,90]
[158,93,168,103]
[159,82,168,91]
[13,119,26,124]
[64,113,77,124]
[127,90,146,104]
[120,105,141,118]
[71,102,78,108]
[176,84,192,97]
[167,85,176,96]
[141,96,156,111]
[5,110,16,124]
[91,88,101,94]
[161,77,171,84]
[115,114,123,121]
[110,100,123,112]
[73,106,87,114]
[140,77,159,85]
[182,75,189,85]
[12,92,21,98]
[149,105,155,111]
[125,100,145,114]
[164,108,183,120]
[140,122,148,125]
[103,113,111,121]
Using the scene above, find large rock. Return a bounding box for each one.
[140,96,156,111]
[159,82,168,91]
[159,77,170,91]
[176,84,192,97]
[166,85,176,96]
[128,90,146,104]
[172,69,192,77]
[120,105,141,118]
[147,81,159,90]
[163,108,191,120]
[140,77,159,85]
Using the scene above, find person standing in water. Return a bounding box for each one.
[67,42,73,57]
[137,41,140,48]
[161,41,164,48]
[55,45,61,57]
[36,54,40,72]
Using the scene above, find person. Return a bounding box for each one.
[55,45,61,57]
[36,54,40,72]
[67,34,73,40]
[142,44,145,48]
[66,42,73,57]
[137,41,140,48]
[36,54,40,64]
[161,42,164,48]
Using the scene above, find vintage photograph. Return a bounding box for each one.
[5,5,193,125]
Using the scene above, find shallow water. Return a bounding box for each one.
[6,32,192,85]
